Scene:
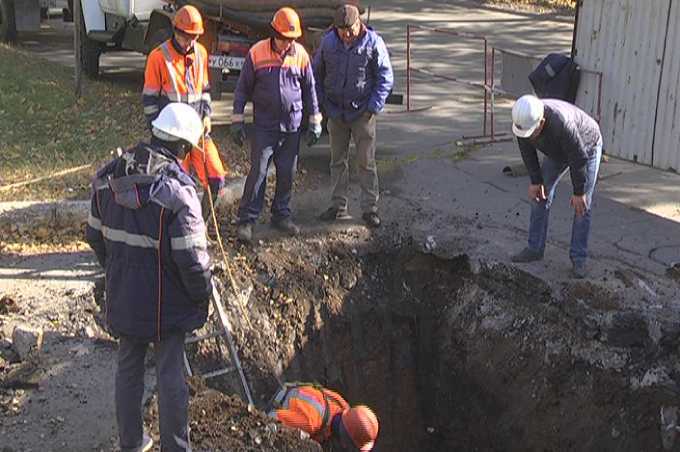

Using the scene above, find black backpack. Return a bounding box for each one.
[529,53,581,103]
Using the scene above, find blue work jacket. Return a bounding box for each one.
[85,142,212,340]
[313,26,394,122]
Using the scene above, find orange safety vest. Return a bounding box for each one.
[272,385,349,443]
[143,38,227,188]
[143,38,211,121]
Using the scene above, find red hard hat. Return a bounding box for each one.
[341,406,379,451]
[174,5,204,35]
[271,7,302,39]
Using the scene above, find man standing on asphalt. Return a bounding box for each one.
[510,94,603,278]
[231,7,322,242]
[143,5,227,219]
[313,4,394,228]
[86,103,213,451]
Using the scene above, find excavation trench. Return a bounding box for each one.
[202,240,678,452]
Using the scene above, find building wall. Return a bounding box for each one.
[652,0,680,171]
[574,0,678,168]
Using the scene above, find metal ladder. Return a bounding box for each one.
[183,282,254,406]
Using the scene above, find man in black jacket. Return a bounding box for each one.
[86,103,212,451]
[510,95,603,278]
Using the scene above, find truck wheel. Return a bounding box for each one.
[79,6,101,78]
[0,0,17,43]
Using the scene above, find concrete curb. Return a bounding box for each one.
[0,176,247,222]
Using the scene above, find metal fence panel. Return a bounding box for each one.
[652,1,680,171]
[574,0,670,164]
[499,51,539,98]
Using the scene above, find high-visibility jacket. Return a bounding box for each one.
[143,38,226,189]
[233,38,321,132]
[269,385,349,443]
[143,38,212,124]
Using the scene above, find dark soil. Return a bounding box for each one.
[145,378,321,452]
[152,226,680,452]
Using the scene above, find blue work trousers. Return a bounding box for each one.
[238,128,301,224]
[527,142,602,265]
[116,332,190,452]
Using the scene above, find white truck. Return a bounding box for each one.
[74,0,357,98]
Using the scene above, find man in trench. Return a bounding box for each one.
[86,103,212,451]
[268,382,379,450]
[510,94,603,278]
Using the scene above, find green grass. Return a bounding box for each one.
[0,44,147,201]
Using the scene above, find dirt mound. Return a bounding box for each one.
[144,378,321,452]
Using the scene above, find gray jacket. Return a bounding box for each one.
[518,99,602,195]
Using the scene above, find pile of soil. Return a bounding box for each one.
[145,378,321,452]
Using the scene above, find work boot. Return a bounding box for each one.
[511,248,544,263]
[236,223,253,242]
[572,261,588,279]
[142,434,153,452]
[319,207,351,222]
[362,212,381,228]
[272,217,300,236]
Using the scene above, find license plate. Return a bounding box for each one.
[209,55,245,71]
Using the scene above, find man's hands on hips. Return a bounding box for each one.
[528,184,547,203]
[306,122,322,147]
[570,194,588,217]
[230,122,247,147]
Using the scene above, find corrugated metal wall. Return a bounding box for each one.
[574,0,672,165]
[652,0,680,171]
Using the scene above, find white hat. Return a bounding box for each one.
[512,95,544,138]
[151,103,203,146]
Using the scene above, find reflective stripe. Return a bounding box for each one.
[171,231,207,250]
[142,88,160,96]
[160,43,181,102]
[101,225,159,249]
[173,434,192,451]
[88,213,102,231]
[93,177,110,191]
[194,49,204,95]
[144,105,160,115]
[283,389,325,418]
[160,92,204,103]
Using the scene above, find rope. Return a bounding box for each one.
[199,134,253,329]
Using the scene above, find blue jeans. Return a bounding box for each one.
[527,143,602,264]
[238,128,301,224]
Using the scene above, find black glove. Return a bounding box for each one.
[306,122,322,147]
[230,122,247,147]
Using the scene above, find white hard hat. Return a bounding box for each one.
[151,103,203,147]
[512,95,544,138]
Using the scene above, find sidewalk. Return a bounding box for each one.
[299,0,680,290]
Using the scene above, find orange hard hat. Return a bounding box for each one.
[174,5,204,35]
[341,406,379,451]
[271,7,302,39]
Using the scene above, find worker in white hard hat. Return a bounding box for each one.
[85,103,212,451]
[510,94,603,279]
